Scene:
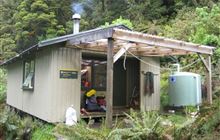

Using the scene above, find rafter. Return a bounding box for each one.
[112,28,214,55]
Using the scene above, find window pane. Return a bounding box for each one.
[93,62,106,90]
[24,62,30,79]
[30,60,34,73]
[23,59,35,90]
[81,59,107,91]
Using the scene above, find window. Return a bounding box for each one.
[81,59,106,91]
[22,59,35,90]
[93,63,106,90]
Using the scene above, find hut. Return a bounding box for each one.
[1,15,214,126]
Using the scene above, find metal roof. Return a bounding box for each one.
[1,23,214,66]
[1,24,131,66]
[38,24,130,47]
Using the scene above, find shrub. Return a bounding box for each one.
[0,106,55,140]
[173,99,220,139]
[0,68,6,103]
[109,111,164,140]
[54,111,165,140]
[160,72,169,108]
[0,106,37,140]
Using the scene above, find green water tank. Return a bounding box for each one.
[168,72,202,107]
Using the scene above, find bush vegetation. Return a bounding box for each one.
[0,68,6,103]
[0,106,55,140]
[54,110,166,140]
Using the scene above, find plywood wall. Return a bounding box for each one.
[50,47,81,122]
[6,60,23,110]
[6,47,81,123]
[140,57,160,111]
[7,48,53,122]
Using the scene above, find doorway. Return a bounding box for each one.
[80,53,140,114]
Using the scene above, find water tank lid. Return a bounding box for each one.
[171,72,200,77]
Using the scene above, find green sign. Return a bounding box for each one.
[60,70,78,79]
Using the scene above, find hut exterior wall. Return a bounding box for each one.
[6,48,53,122]
[22,49,52,121]
[50,47,81,122]
[6,60,23,110]
[6,46,159,122]
[140,57,160,111]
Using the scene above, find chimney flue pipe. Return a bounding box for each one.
[72,14,81,34]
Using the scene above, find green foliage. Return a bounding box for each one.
[160,72,169,108]
[0,0,18,60]
[184,106,197,115]
[31,124,55,140]
[0,0,73,53]
[164,114,188,125]
[162,4,220,74]
[14,0,66,50]
[0,107,37,140]
[127,0,166,21]
[1,0,220,62]
[195,99,220,135]
[54,120,112,140]
[0,68,6,103]
[162,7,196,41]
[173,98,220,139]
[54,111,165,140]
[109,111,164,140]
[190,5,220,65]
[101,16,133,29]
[79,0,129,30]
[0,105,55,140]
[198,111,220,135]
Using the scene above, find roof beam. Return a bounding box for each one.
[113,29,214,55]
[198,54,211,72]
[66,44,107,52]
[67,28,113,45]
[113,44,132,63]
[129,51,192,57]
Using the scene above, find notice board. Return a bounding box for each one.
[60,70,78,79]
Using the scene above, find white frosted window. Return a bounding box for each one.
[22,59,35,90]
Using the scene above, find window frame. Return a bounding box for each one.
[81,58,107,91]
[92,62,106,91]
[22,58,35,90]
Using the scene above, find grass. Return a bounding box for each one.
[31,124,55,140]
[54,120,112,140]
[164,114,189,125]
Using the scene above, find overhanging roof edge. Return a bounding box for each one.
[1,25,131,66]
[39,24,131,47]
[112,28,214,55]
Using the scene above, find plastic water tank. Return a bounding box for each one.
[168,72,202,107]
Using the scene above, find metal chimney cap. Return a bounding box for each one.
[72,14,81,20]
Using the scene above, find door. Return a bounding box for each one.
[113,60,126,107]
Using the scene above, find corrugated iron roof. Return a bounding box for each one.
[1,24,131,66]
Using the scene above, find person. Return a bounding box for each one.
[85,89,105,112]
[65,105,77,126]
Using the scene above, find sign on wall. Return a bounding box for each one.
[60,69,78,79]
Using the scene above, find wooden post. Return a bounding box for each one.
[106,38,114,128]
[206,55,212,104]
[198,54,212,104]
